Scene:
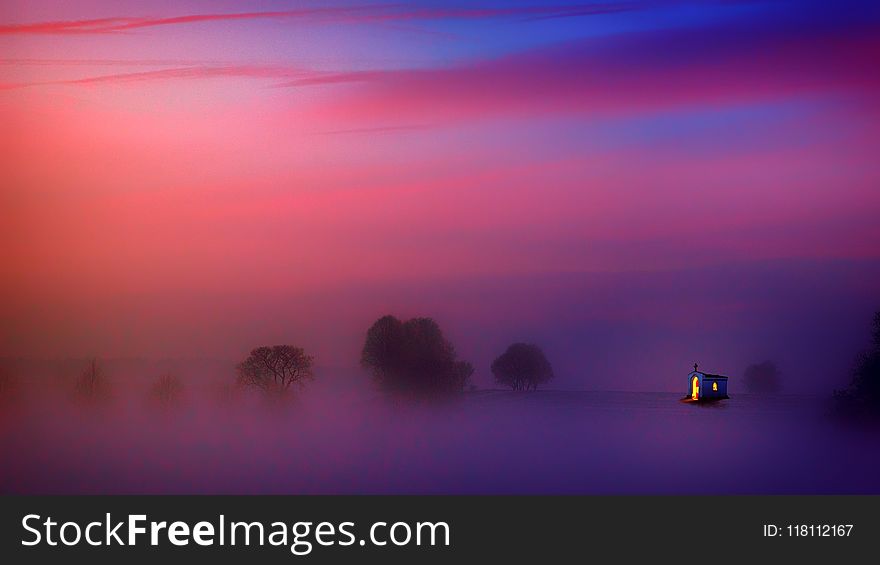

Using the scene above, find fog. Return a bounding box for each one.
[4,258,879,394]
[3,258,878,494]
[2,361,877,494]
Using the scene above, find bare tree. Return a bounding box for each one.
[151,373,183,406]
[74,358,110,402]
[237,345,314,396]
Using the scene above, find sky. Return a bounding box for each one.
[2,0,879,391]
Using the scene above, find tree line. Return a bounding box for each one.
[22,309,879,423]
[236,314,555,397]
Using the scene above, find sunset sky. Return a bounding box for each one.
[2,0,879,391]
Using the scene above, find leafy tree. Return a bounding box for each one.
[873,311,880,349]
[834,311,880,420]
[360,315,405,387]
[491,343,554,391]
[744,361,782,393]
[361,315,472,395]
[237,345,314,396]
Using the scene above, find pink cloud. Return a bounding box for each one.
[0,64,324,90]
[288,21,880,125]
[59,65,309,85]
[0,4,636,35]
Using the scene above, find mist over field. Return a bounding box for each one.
[2,356,878,495]
[5,258,879,393]
[3,258,879,494]
[3,0,880,495]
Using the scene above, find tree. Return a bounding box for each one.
[873,311,880,350]
[834,311,880,420]
[151,373,184,406]
[360,315,405,388]
[237,345,314,396]
[74,358,110,402]
[360,315,472,395]
[491,343,554,391]
[744,361,782,393]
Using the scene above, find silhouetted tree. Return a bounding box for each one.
[491,343,554,391]
[874,311,880,350]
[237,345,314,396]
[74,358,110,402]
[744,361,782,393]
[834,311,880,420]
[360,315,473,395]
[361,315,405,386]
[151,373,183,406]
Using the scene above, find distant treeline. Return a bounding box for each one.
[3,311,879,423]
[233,315,555,398]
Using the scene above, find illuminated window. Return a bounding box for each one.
[712,382,718,391]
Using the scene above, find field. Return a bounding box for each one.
[2,369,875,494]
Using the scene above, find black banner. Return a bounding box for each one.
[1,496,876,563]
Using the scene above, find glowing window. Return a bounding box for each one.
[712,382,718,391]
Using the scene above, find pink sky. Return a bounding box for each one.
[2,1,879,390]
